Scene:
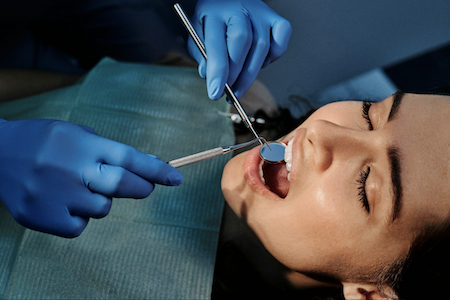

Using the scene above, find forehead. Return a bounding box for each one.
[390,94,450,229]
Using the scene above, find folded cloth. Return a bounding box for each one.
[0,58,234,299]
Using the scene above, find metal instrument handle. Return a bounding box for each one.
[168,147,224,168]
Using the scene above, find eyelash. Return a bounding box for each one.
[357,101,373,214]
[357,167,371,213]
[362,100,373,130]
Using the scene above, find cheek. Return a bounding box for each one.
[248,176,358,270]
[289,179,355,239]
[288,171,355,225]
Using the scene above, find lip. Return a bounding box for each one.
[288,127,309,180]
[242,140,290,201]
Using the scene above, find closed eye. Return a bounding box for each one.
[357,167,371,213]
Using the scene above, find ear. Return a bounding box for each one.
[342,282,397,300]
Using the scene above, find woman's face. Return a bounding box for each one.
[221,92,450,282]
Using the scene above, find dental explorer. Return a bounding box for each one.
[173,3,269,148]
[168,137,264,168]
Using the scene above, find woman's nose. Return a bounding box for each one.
[306,120,369,172]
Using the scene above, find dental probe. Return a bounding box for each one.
[173,3,268,148]
[168,137,263,168]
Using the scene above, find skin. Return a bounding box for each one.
[221,92,450,299]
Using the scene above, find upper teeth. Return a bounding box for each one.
[259,160,265,184]
[285,138,293,181]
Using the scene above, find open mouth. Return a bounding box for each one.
[258,138,293,198]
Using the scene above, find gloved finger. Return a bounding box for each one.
[262,18,293,68]
[80,124,98,136]
[83,164,155,199]
[68,190,113,219]
[96,140,183,186]
[204,15,229,100]
[226,14,253,87]
[188,37,207,79]
[14,205,89,238]
[187,17,207,79]
[231,22,271,99]
[50,215,89,238]
[198,57,206,79]
[64,215,89,238]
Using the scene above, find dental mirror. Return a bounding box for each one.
[260,142,286,164]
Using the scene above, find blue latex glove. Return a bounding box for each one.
[0,119,183,237]
[189,0,292,100]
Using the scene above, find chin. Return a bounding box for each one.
[221,152,249,218]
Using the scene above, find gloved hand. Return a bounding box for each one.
[0,119,183,237]
[189,0,292,100]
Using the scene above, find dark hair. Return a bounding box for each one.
[374,220,450,299]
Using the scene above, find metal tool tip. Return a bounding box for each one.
[261,137,271,150]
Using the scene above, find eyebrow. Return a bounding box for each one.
[387,90,405,223]
[388,147,402,222]
[388,90,404,121]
